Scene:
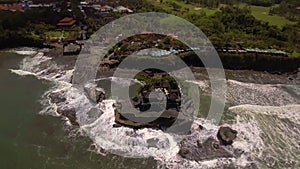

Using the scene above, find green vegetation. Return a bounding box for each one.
[147,0,219,16]
[135,73,176,86]
[44,29,80,39]
[0,0,299,59]
[146,0,296,27]
[291,51,300,58]
[138,0,300,57]
[270,0,300,22]
[0,8,61,48]
[239,3,295,27]
[0,3,93,49]
[180,51,300,71]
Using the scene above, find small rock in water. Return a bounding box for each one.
[147,138,160,148]
[217,126,237,146]
[113,123,122,128]
[89,144,97,151]
[179,136,236,161]
[198,125,204,130]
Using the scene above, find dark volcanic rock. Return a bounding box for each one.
[217,127,237,146]
[179,136,236,161]
[57,103,78,125]
[113,123,122,128]
[97,92,105,103]
[198,125,204,130]
[49,92,66,104]
[84,83,106,103]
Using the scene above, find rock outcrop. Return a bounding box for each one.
[217,126,237,146]
[49,91,66,104]
[48,91,78,125]
[179,136,236,161]
[113,70,196,133]
[56,103,78,125]
[84,83,106,103]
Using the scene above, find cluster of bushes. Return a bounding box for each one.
[179,52,300,71]
[190,6,299,54]
[177,0,279,8]
[0,8,61,48]
[270,0,300,22]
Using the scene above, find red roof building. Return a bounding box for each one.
[57,17,76,27]
[0,3,23,11]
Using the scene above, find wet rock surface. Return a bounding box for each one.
[49,91,66,104]
[56,103,78,125]
[113,70,196,133]
[217,126,238,146]
[47,82,107,126]
[84,83,106,103]
[48,91,78,125]
[179,136,236,161]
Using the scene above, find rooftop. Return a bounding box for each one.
[57,17,76,26]
[0,3,23,11]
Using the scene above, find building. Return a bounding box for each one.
[57,17,76,29]
[0,3,23,12]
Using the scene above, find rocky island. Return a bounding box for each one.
[45,63,240,162]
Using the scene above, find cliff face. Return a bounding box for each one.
[181,52,300,72]
[0,37,45,49]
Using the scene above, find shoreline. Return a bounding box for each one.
[5,46,300,169]
[2,46,300,74]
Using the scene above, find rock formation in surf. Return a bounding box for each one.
[112,69,194,133]
[179,126,239,161]
[217,126,238,146]
[49,91,78,125]
[179,136,236,161]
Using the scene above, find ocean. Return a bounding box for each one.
[0,48,299,168]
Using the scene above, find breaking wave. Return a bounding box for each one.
[230,104,300,168]
[9,50,300,168]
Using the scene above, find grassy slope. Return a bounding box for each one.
[239,3,296,27]
[149,0,295,27]
[150,0,218,16]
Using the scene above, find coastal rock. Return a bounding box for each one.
[96,89,105,103]
[84,107,104,124]
[217,127,237,145]
[49,91,66,104]
[113,123,122,128]
[84,83,106,103]
[56,103,78,125]
[179,136,236,161]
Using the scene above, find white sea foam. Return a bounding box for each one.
[230,104,300,125]
[229,104,300,168]
[227,80,299,106]
[14,47,38,55]
[9,53,255,168]
[9,69,37,76]
[10,51,73,85]
[11,51,300,168]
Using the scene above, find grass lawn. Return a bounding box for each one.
[149,0,295,28]
[239,3,296,27]
[291,51,300,58]
[44,31,76,39]
[45,31,62,38]
[150,0,218,16]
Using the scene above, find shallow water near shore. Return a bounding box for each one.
[1,49,300,168]
[0,51,157,169]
